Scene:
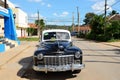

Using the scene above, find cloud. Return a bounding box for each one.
[91,0,116,13]
[53,13,58,16]
[41,2,45,6]
[28,0,52,8]
[60,12,69,17]
[47,4,51,8]
[28,0,42,2]
[29,13,44,19]
[89,0,99,2]
[53,11,69,17]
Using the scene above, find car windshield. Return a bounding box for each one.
[43,32,70,41]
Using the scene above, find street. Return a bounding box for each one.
[0,38,120,80]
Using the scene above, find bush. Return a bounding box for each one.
[86,33,111,42]
[96,34,111,42]
[86,33,96,40]
[76,32,86,38]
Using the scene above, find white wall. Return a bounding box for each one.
[15,8,28,28]
[0,19,4,37]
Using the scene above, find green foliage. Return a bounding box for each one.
[35,19,45,30]
[83,11,120,42]
[83,13,96,25]
[77,32,86,38]
[45,25,72,31]
[106,20,120,39]
[109,10,119,16]
[26,27,35,36]
[35,19,45,37]
[90,15,105,34]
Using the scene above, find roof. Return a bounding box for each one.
[108,14,120,21]
[28,23,37,29]
[74,25,91,31]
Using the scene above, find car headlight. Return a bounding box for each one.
[75,51,81,58]
[37,53,43,60]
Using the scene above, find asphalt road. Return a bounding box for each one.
[0,38,120,80]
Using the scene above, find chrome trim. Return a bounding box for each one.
[33,55,85,73]
[44,55,74,57]
[44,55,74,66]
[33,64,85,73]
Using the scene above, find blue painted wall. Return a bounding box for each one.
[0,8,20,52]
[0,44,5,52]
[4,9,18,41]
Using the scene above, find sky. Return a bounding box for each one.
[9,0,120,25]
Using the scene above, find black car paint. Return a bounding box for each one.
[34,40,82,56]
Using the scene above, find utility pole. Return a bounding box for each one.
[77,6,80,32]
[105,0,107,19]
[72,12,74,32]
[37,11,40,39]
[104,0,107,35]
[4,0,7,8]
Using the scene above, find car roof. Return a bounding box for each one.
[42,29,70,34]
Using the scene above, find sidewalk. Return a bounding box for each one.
[0,41,38,68]
[103,42,120,48]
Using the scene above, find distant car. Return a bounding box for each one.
[71,31,78,36]
[33,29,85,73]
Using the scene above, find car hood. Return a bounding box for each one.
[34,41,81,56]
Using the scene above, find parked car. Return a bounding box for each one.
[33,29,85,73]
[71,31,78,36]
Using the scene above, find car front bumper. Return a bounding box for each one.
[33,64,85,73]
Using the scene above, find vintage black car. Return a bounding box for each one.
[33,29,85,73]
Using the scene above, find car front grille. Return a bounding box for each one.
[44,55,74,66]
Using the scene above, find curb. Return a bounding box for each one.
[103,43,120,48]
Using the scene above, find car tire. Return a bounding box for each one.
[72,70,81,74]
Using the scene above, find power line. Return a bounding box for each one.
[97,0,120,14]
[110,0,120,8]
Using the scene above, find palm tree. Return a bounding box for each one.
[35,19,45,38]
[109,10,119,16]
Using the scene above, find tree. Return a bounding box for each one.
[86,15,107,41]
[109,10,119,16]
[83,13,96,25]
[27,27,34,36]
[35,19,45,38]
[90,15,105,35]
[106,20,120,39]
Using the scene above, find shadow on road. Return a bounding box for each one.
[17,56,78,80]
[17,56,32,78]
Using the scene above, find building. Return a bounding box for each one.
[74,25,91,34]
[8,1,29,37]
[108,14,120,21]
[28,23,38,36]
[0,0,29,38]
[12,7,28,37]
[0,0,5,37]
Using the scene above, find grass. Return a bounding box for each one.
[107,39,120,42]
[18,37,39,41]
